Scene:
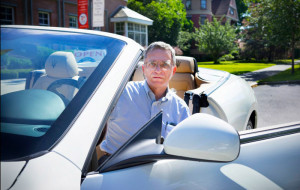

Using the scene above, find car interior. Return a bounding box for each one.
[31,51,85,106]
[22,52,223,172]
[27,53,215,106]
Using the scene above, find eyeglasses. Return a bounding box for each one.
[145,60,173,71]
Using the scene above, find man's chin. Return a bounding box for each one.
[148,80,167,87]
[150,78,164,84]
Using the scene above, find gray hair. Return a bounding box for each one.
[144,41,176,66]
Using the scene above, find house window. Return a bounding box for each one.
[185,0,191,10]
[128,23,147,46]
[116,22,125,35]
[0,6,14,24]
[229,7,235,15]
[200,16,207,25]
[69,16,78,28]
[201,0,207,9]
[39,12,50,26]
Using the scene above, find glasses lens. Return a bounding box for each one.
[146,61,171,70]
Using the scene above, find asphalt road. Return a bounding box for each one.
[253,84,300,128]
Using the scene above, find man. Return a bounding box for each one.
[100,41,190,156]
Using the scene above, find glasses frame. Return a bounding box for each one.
[145,60,173,71]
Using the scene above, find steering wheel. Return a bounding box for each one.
[47,78,80,106]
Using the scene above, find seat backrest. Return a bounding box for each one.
[32,51,80,101]
[132,62,144,81]
[169,56,196,99]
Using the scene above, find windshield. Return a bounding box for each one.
[1,27,126,160]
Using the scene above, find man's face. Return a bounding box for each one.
[142,48,176,90]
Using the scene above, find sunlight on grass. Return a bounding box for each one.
[198,61,275,75]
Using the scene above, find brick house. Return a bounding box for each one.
[0,0,152,46]
[182,0,239,57]
[183,0,239,27]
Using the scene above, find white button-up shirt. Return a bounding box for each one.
[100,80,190,154]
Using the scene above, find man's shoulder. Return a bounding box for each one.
[166,91,190,117]
[126,81,144,90]
[168,90,188,107]
[123,81,146,95]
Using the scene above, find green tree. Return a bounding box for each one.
[176,30,193,55]
[236,0,248,25]
[128,0,192,46]
[194,17,238,64]
[244,0,300,73]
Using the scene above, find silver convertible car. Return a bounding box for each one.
[1,25,300,190]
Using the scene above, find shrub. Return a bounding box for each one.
[1,71,18,80]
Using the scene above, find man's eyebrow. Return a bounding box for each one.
[147,59,171,63]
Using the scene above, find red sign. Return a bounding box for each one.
[78,0,89,29]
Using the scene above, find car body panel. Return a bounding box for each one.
[202,74,257,131]
[82,124,300,190]
[9,152,81,190]
[164,114,240,161]
[0,161,26,189]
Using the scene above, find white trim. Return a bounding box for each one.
[38,11,50,26]
[125,22,128,37]
[111,17,152,25]
[146,25,148,47]
[69,15,78,28]
[111,7,153,26]
[0,5,15,24]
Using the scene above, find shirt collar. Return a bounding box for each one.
[143,80,171,102]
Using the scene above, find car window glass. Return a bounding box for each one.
[99,112,163,173]
[1,27,125,160]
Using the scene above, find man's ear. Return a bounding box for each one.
[172,66,177,75]
[142,64,145,73]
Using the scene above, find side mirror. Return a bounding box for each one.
[164,113,240,162]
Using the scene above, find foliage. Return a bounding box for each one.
[219,54,235,62]
[128,0,193,46]
[176,30,193,54]
[194,17,238,64]
[1,69,32,80]
[236,0,248,25]
[1,54,32,69]
[1,45,54,70]
[32,46,54,69]
[242,0,300,73]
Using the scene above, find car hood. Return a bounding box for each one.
[198,67,229,82]
[1,161,26,189]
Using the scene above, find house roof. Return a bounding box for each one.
[212,0,238,21]
[110,6,153,25]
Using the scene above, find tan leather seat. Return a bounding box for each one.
[33,51,80,102]
[169,56,196,99]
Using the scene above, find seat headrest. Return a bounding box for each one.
[176,56,195,73]
[45,51,78,78]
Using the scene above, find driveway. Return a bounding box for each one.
[253,84,300,128]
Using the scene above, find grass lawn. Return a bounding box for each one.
[198,61,276,75]
[259,65,300,83]
[273,59,300,64]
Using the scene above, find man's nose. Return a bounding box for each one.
[154,64,162,71]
